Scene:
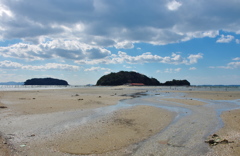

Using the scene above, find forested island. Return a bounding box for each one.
[24,78,69,85]
[96,71,190,86]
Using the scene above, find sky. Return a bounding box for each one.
[0,0,240,85]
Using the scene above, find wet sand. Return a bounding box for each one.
[0,86,240,155]
[0,135,10,156]
[55,105,174,155]
[179,90,240,100]
[159,89,240,156]
[0,86,175,155]
[207,109,240,156]
[0,87,141,115]
[162,98,207,106]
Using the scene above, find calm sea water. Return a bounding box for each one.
[0,85,239,91]
[0,85,84,91]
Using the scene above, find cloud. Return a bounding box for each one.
[233,57,240,61]
[115,41,134,49]
[225,62,240,69]
[236,39,240,44]
[0,3,13,17]
[157,68,182,73]
[75,52,203,65]
[84,67,111,72]
[189,67,197,70]
[167,0,182,11]
[187,53,203,64]
[1,0,240,48]
[216,35,235,43]
[23,63,80,71]
[123,65,134,69]
[166,68,181,73]
[0,39,111,60]
[0,60,80,71]
[0,60,22,69]
[210,59,240,69]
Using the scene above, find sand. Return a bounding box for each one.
[0,135,10,156]
[54,105,174,155]
[0,86,240,156]
[162,89,240,156]
[0,87,143,115]
[0,86,175,155]
[179,90,240,100]
[161,98,207,106]
[206,109,240,156]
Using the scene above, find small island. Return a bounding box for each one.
[24,78,69,85]
[96,71,161,86]
[96,71,190,86]
[163,79,190,86]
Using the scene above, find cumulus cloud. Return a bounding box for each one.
[233,57,240,61]
[167,0,182,11]
[0,3,13,17]
[165,68,181,73]
[0,39,111,61]
[115,41,134,49]
[23,63,80,71]
[189,67,197,70]
[76,51,203,65]
[0,60,80,71]
[0,0,240,48]
[123,65,134,69]
[214,62,240,69]
[226,62,240,69]
[157,68,182,73]
[236,39,240,44]
[187,53,203,64]
[209,58,240,69]
[84,67,111,72]
[216,35,235,43]
[0,60,22,69]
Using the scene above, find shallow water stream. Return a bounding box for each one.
[116,90,240,156]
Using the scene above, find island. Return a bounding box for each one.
[96,71,190,86]
[96,71,160,86]
[163,79,190,86]
[24,78,69,85]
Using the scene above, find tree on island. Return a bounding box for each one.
[163,79,190,86]
[96,71,191,86]
[96,71,161,86]
[24,78,69,85]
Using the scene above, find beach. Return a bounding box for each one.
[0,86,240,155]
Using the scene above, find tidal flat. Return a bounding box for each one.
[0,86,239,156]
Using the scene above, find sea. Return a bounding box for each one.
[0,85,239,91]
